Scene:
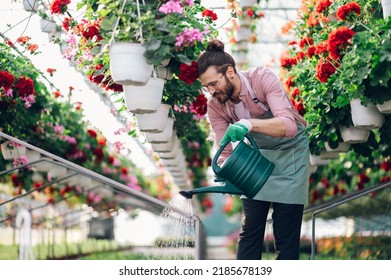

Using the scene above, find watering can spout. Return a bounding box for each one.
[179,182,245,199]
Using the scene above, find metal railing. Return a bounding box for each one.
[0,132,206,259]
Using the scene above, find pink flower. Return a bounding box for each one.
[175,28,204,48]
[54,124,65,135]
[21,94,36,108]
[159,0,183,14]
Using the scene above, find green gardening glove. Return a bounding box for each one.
[219,119,253,146]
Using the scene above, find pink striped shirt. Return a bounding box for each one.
[207,67,306,161]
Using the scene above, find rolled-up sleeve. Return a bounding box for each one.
[254,68,298,137]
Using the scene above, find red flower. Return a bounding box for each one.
[50,0,71,15]
[79,19,102,41]
[327,26,355,60]
[0,70,15,90]
[62,17,73,31]
[316,0,333,13]
[93,147,104,161]
[191,93,208,116]
[285,76,295,90]
[16,36,31,45]
[299,36,314,48]
[10,174,19,187]
[315,58,337,83]
[307,45,316,58]
[336,2,361,21]
[280,55,298,69]
[53,90,62,98]
[47,68,57,76]
[74,101,82,110]
[380,161,391,171]
[202,9,218,21]
[14,76,35,97]
[28,44,38,54]
[296,51,305,61]
[359,173,370,183]
[120,167,128,175]
[108,155,115,165]
[88,129,97,138]
[178,61,198,84]
[292,88,300,98]
[315,41,328,55]
[246,8,253,18]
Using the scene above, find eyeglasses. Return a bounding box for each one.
[202,74,224,93]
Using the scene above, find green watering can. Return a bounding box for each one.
[179,134,275,199]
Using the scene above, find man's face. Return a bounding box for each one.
[200,67,235,104]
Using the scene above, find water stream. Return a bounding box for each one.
[149,194,196,260]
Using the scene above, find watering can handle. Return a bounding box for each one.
[212,134,260,174]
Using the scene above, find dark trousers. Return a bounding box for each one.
[236,199,304,260]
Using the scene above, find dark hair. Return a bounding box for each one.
[197,39,236,76]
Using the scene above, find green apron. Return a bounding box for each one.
[239,74,310,205]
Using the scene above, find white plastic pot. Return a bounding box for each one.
[350,98,384,129]
[23,0,38,11]
[145,118,174,144]
[135,104,170,133]
[1,141,26,160]
[109,42,153,85]
[123,78,165,114]
[340,125,370,144]
[40,19,57,33]
[376,99,391,114]
[381,0,391,19]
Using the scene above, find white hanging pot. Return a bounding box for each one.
[340,125,370,144]
[67,174,92,188]
[123,77,165,114]
[40,19,57,33]
[319,150,340,159]
[350,98,384,129]
[1,141,26,160]
[240,0,257,8]
[23,0,38,11]
[309,154,330,166]
[48,165,67,178]
[135,104,170,133]
[237,26,252,41]
[35,157,54,172]
[376,99,391,114]
[151,134,176,152]
[161,151,185,166]
[155,66,173,80]
[145,118,174,144]
[309,165,318,174]
[158,141,181,159]
[109,42,153,86]
[233,51,248,64]
[25,150,41,163]
[381,0,391,19]
[325,142,350,152]
[32,173,44,183]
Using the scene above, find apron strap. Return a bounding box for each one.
[239,72,269,112]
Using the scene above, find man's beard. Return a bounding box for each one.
[214,75,235,104]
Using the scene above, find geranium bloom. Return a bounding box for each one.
[0,70,15,90]
[280,53,298,68]
[315,0,333,13]
[285,76,295,89]
[336,2,361,21]
[202,9,218,21]
[50,0,71,15]
[47,68,56,76]
[88,129,97,138]
[175,28,204,48]
[13,76,35,97]
[16,36,31,45]
[299,36,314,48]
[27,44,39,54]
[314,40,328,55]
[159,0,183,14]
[191,93,207,116]
[178,61,198,84]
[327,26,355,59]
[315,58,337,83]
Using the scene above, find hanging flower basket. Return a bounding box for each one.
[237,26,252,42]
[350,98,384,129]
[158,140,181,159]
[340,125,370,144]
[239,0,258,8]
[40,19,57,33]
[319,150,340,159]
[25,150,41,163]
[145,117,174,144]
[109,42,153,86]
[155,66,173,80]
[123,77,165,114]
[23,0,38,11]
[151,133,176,153]
[325,142,350,153]
[1,141,26,160]
[35,157,54,172]
[382,0,391,19]
[47,165,67,178]
[135,104,170,133]
[309,154,330,166]
[376,99,391,114]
